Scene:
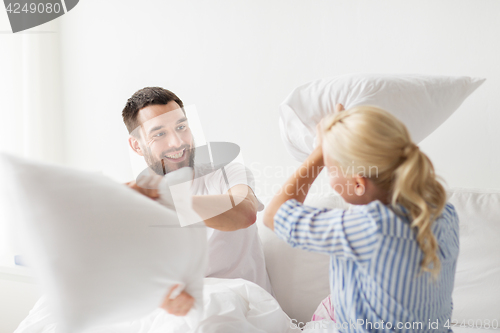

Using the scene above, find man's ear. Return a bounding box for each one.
[128,136,144,156]
[353,175,367,196]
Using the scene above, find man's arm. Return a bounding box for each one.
[126,181,258,231]
[192,184,259,231]
[126,175,259,231]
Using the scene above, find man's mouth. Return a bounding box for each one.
[164,148,186,161]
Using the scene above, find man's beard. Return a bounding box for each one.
[144,144,196,176]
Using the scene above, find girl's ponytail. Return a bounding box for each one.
[322,106,447,279]
[391,143,446,279]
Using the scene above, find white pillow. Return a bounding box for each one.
[0,154,207,332]
[447,188,500,327]
[256,192,350,325]
[279,74,485,161]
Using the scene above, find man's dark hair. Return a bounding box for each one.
[122,87,184,134]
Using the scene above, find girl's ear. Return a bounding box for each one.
[354,175,367,196]
[129,136,144,156]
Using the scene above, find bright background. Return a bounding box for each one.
[1,0,499,195]
[1,1,499,332]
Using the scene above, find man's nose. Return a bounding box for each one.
[166,131,184,148]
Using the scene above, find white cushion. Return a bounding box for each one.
[279,74,485,161]
[448,188,500,327]
[257,192,350,325]
[0,154,207,332]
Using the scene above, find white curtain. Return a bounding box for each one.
[0,15,63,265]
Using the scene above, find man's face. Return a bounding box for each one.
[131,101,195,175]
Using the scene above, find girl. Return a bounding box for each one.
[263,104,459,332]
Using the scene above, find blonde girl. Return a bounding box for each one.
[263,104,459,333]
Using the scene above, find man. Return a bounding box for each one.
[122,87,272,315]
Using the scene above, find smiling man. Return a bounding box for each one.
[127,97,194,176]
[122,87,272,315]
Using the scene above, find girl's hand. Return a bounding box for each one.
[263,103,345,231]
[335,103,345,113]
[315,122,324,148]
[160,285,195,316]
[316,103,345,147]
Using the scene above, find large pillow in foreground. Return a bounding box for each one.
[279,74,485,161]
[0,154,207,332]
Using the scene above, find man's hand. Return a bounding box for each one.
[125,180,159,199]
[160,285,195,316]
[125,174,164,200]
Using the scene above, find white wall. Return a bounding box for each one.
[57,0,500,193]
[0,17,63,163]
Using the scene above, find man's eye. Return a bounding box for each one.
[153,132,165,138]
[177,125,186,131]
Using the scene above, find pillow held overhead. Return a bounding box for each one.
[279,74,485,161]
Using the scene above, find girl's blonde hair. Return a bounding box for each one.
[321,106,446,279]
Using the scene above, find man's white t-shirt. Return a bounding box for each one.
[190,162,273,295]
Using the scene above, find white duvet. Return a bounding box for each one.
[15,278,301,333]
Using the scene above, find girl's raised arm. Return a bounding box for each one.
[263,146,324,231]
[263,103,344,231]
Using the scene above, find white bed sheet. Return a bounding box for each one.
[14,278,300,333]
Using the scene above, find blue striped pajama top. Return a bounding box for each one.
[274,199,460,333]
